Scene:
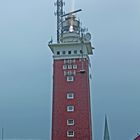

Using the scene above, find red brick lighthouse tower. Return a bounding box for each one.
[48,2,94,139]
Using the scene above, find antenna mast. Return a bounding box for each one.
[55,0,64,43]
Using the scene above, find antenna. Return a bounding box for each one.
[61,9,82,17]
[54,0,64,43]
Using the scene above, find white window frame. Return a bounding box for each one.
[67,105,74,112]
[67,130,74,137]
[64,71,67,76]
[67,93,74,99]
[67,76,74,82]
[67,71,72,76]
[67,119,75,126]
[68,65,72,69]
[73,64,77,69]
[63,65,67,70]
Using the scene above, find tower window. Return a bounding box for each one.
[67,105,74,112]
[67,130,74,137]
[74,50,77,54]
[69,59,72,63]
[64,71,67,76]
[67,119,75,125]
[66,59,72,63]
[68,65,72,69]
[80,50,83,54]
[62,51,66,55]
[57,51,60,55]
[63,65,67,70]
[67,93,74,99]
[68,51,71,54]
[73,64,77,69]
[67,71,72,76]
[67,76,74,82]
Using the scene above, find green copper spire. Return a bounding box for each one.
[103,115,110,140]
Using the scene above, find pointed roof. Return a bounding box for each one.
[103,115,110,140]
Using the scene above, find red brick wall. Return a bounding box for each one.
[51,58,92,140]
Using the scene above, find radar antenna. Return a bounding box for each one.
[61,9,82,17]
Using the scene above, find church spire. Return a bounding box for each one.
[103,115,110,140]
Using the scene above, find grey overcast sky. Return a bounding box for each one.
[0,0,140,140]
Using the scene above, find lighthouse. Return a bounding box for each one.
[48,1,94,139]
